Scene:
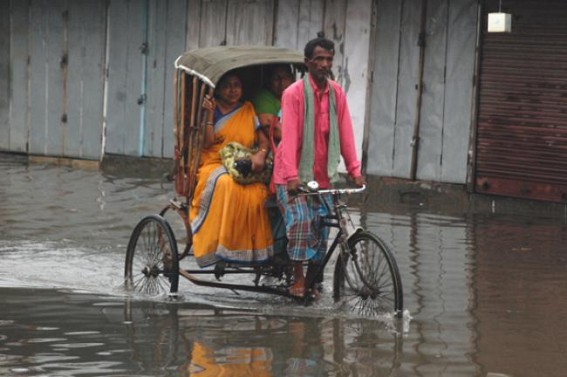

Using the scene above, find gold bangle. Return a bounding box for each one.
[205,121,213,126]
[259,148,268,153]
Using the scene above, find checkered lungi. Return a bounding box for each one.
[275,184,330,262]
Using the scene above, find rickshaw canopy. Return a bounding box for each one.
[174,45,305,88]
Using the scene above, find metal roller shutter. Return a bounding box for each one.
[475,0,567,202]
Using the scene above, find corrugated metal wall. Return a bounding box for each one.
[1,0,372,167]
[29,0,66,157]
[27,0,106,160]
[6,0,29,154]
[475,0,567,202]
[366,0,479,184]
[186,0,275,48]
[105,0,187,158]
[185,0,372,164]
[4,0,567,200]
[66,1,107,159]
[0,1,9,151]
[104,0,145,157]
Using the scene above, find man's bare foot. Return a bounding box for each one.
[290,262,305,298]
[289,281,305,298]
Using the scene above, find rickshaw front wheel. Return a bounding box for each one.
[333,230,403,318]
[125,215,180,297]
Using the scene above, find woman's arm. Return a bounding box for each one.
[202,95,216,148]
[250,127,270,173]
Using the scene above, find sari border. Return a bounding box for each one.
[215,244,274,265]
[195,245,274,267]
[191,166,227,233]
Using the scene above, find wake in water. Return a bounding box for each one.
[0,239,410,334]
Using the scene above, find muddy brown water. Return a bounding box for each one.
[1,154,567,376]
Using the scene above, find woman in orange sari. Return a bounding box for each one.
[190,72,274,267]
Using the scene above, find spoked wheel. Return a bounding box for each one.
[125,215,179,297]
[333,230,403,318]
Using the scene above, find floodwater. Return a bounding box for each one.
[2,154,567,377]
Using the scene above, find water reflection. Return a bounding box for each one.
[121,300,403,377]
[3,155,567,376]
[470,215,567,377]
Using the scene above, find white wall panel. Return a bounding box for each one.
[7,0,30,153]
[367,0,477,184]
[105,0,145,156]
[145,0,187,158]
[29,0,66,156]
[0,1,10,151]
[341,0,372,172]
[66,0,105,160]
[226,0,274,46]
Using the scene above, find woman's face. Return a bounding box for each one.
[216,74,243,106]
[268,66,294,99]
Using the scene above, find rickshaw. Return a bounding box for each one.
[124,46,403,318]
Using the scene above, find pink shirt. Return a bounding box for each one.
[273,75,362,189]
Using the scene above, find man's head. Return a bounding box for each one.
[304,37,335,85]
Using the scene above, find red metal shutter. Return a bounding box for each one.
[475,0,567,202]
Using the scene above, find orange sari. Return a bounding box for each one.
[187,342,273,376]
[190,101,273,267]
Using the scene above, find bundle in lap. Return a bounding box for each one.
[219,142,273,185]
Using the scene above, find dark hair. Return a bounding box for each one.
[214,71,242,97]
[265,64,293,80]
[304,37,335,59]
[217,71,241,87]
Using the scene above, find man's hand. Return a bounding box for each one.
[287,179,300,194]
[353,175,366,187]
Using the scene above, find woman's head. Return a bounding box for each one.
[215,72,243,106]
[266,64,294,99]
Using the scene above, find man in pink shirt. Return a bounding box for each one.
[273,37,365,298]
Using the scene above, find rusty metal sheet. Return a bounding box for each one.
[475,0,567,203]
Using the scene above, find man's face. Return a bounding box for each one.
[305,46,334,83]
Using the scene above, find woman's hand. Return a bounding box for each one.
[202,95,216,147]
[202,95,216,113]
[251,128,271,172]
[250,149,268,173]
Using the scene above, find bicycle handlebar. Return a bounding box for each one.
[315,184,366,195]
[297,183,366,196]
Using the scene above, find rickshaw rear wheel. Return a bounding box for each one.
[333,230,403,318]
[125,215,180,297]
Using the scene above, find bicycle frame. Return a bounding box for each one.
[170,186,365,299]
